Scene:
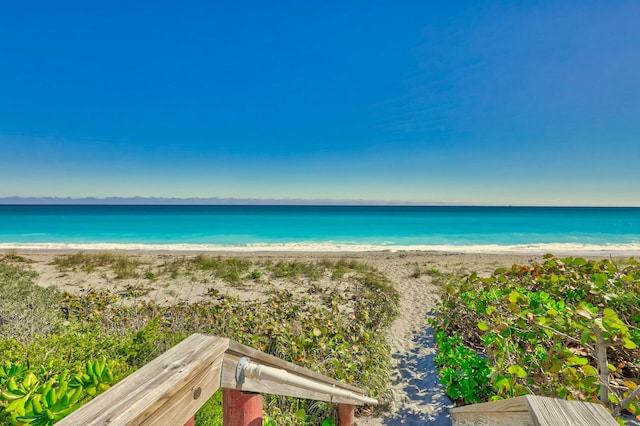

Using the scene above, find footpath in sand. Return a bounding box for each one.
[358,253,542,425]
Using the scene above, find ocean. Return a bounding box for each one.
[0,205,639,254]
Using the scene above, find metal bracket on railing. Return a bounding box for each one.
[236,356,250,385]
[233,356,378,405]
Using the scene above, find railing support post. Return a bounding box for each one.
[223,388,263,426]
[338,403,354,426]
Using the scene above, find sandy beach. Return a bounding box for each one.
[4,250,610,424]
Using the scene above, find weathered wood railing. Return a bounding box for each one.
[57,333,377,425]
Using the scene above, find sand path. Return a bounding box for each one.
[356,253,543,425]
[357,260,450,425]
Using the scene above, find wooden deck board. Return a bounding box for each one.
[451,395,618,426]
[526,395,617,426]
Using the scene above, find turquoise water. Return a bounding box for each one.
[1,205,639,254]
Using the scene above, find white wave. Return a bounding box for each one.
[1,241,640,255]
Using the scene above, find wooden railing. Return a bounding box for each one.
[57,333,377,425]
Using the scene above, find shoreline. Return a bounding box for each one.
[2,242,640,256]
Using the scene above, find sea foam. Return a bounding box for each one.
[2,242,640,256]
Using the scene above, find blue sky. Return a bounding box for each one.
[1,1,639,205]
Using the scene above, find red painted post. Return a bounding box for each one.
[338,404,354,426]
[223,388,263,426]
[183,416,195,426]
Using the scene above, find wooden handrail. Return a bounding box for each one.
[57,333,377,425]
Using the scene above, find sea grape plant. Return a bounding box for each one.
[432,255,640,421]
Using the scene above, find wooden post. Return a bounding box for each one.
[223,389,263,426]
[338,403,354,426]
[183,416,195,426]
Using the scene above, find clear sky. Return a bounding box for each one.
[1,1,639,205]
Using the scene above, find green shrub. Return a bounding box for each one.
[431,255,640,420]
[0,358,117,425]
[433,332,492,404]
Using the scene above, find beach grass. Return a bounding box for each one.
[52,252,142,278]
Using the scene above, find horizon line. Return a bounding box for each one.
[0,196,638,208]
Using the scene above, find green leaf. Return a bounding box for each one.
[477,321,489,331]
[44,388,56,407]
[7,377,22,393]
[580,376,598,390]
[623,338,637,349]
[508,292,521,303]
[6,396,27,414]
[566,355,589,366]
[23,372,38,390]
[507,303,521,314]
[507,365,527,378]
[494,376,511,392]
[580,330,591,344]
[593,274,608,288]
[86,386,97,397]
[56,381,68,400]
[2,391,26,401]
[603,316,627,333]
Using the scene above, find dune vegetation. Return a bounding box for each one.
[0,253,398,425]
[431,255,640,423]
